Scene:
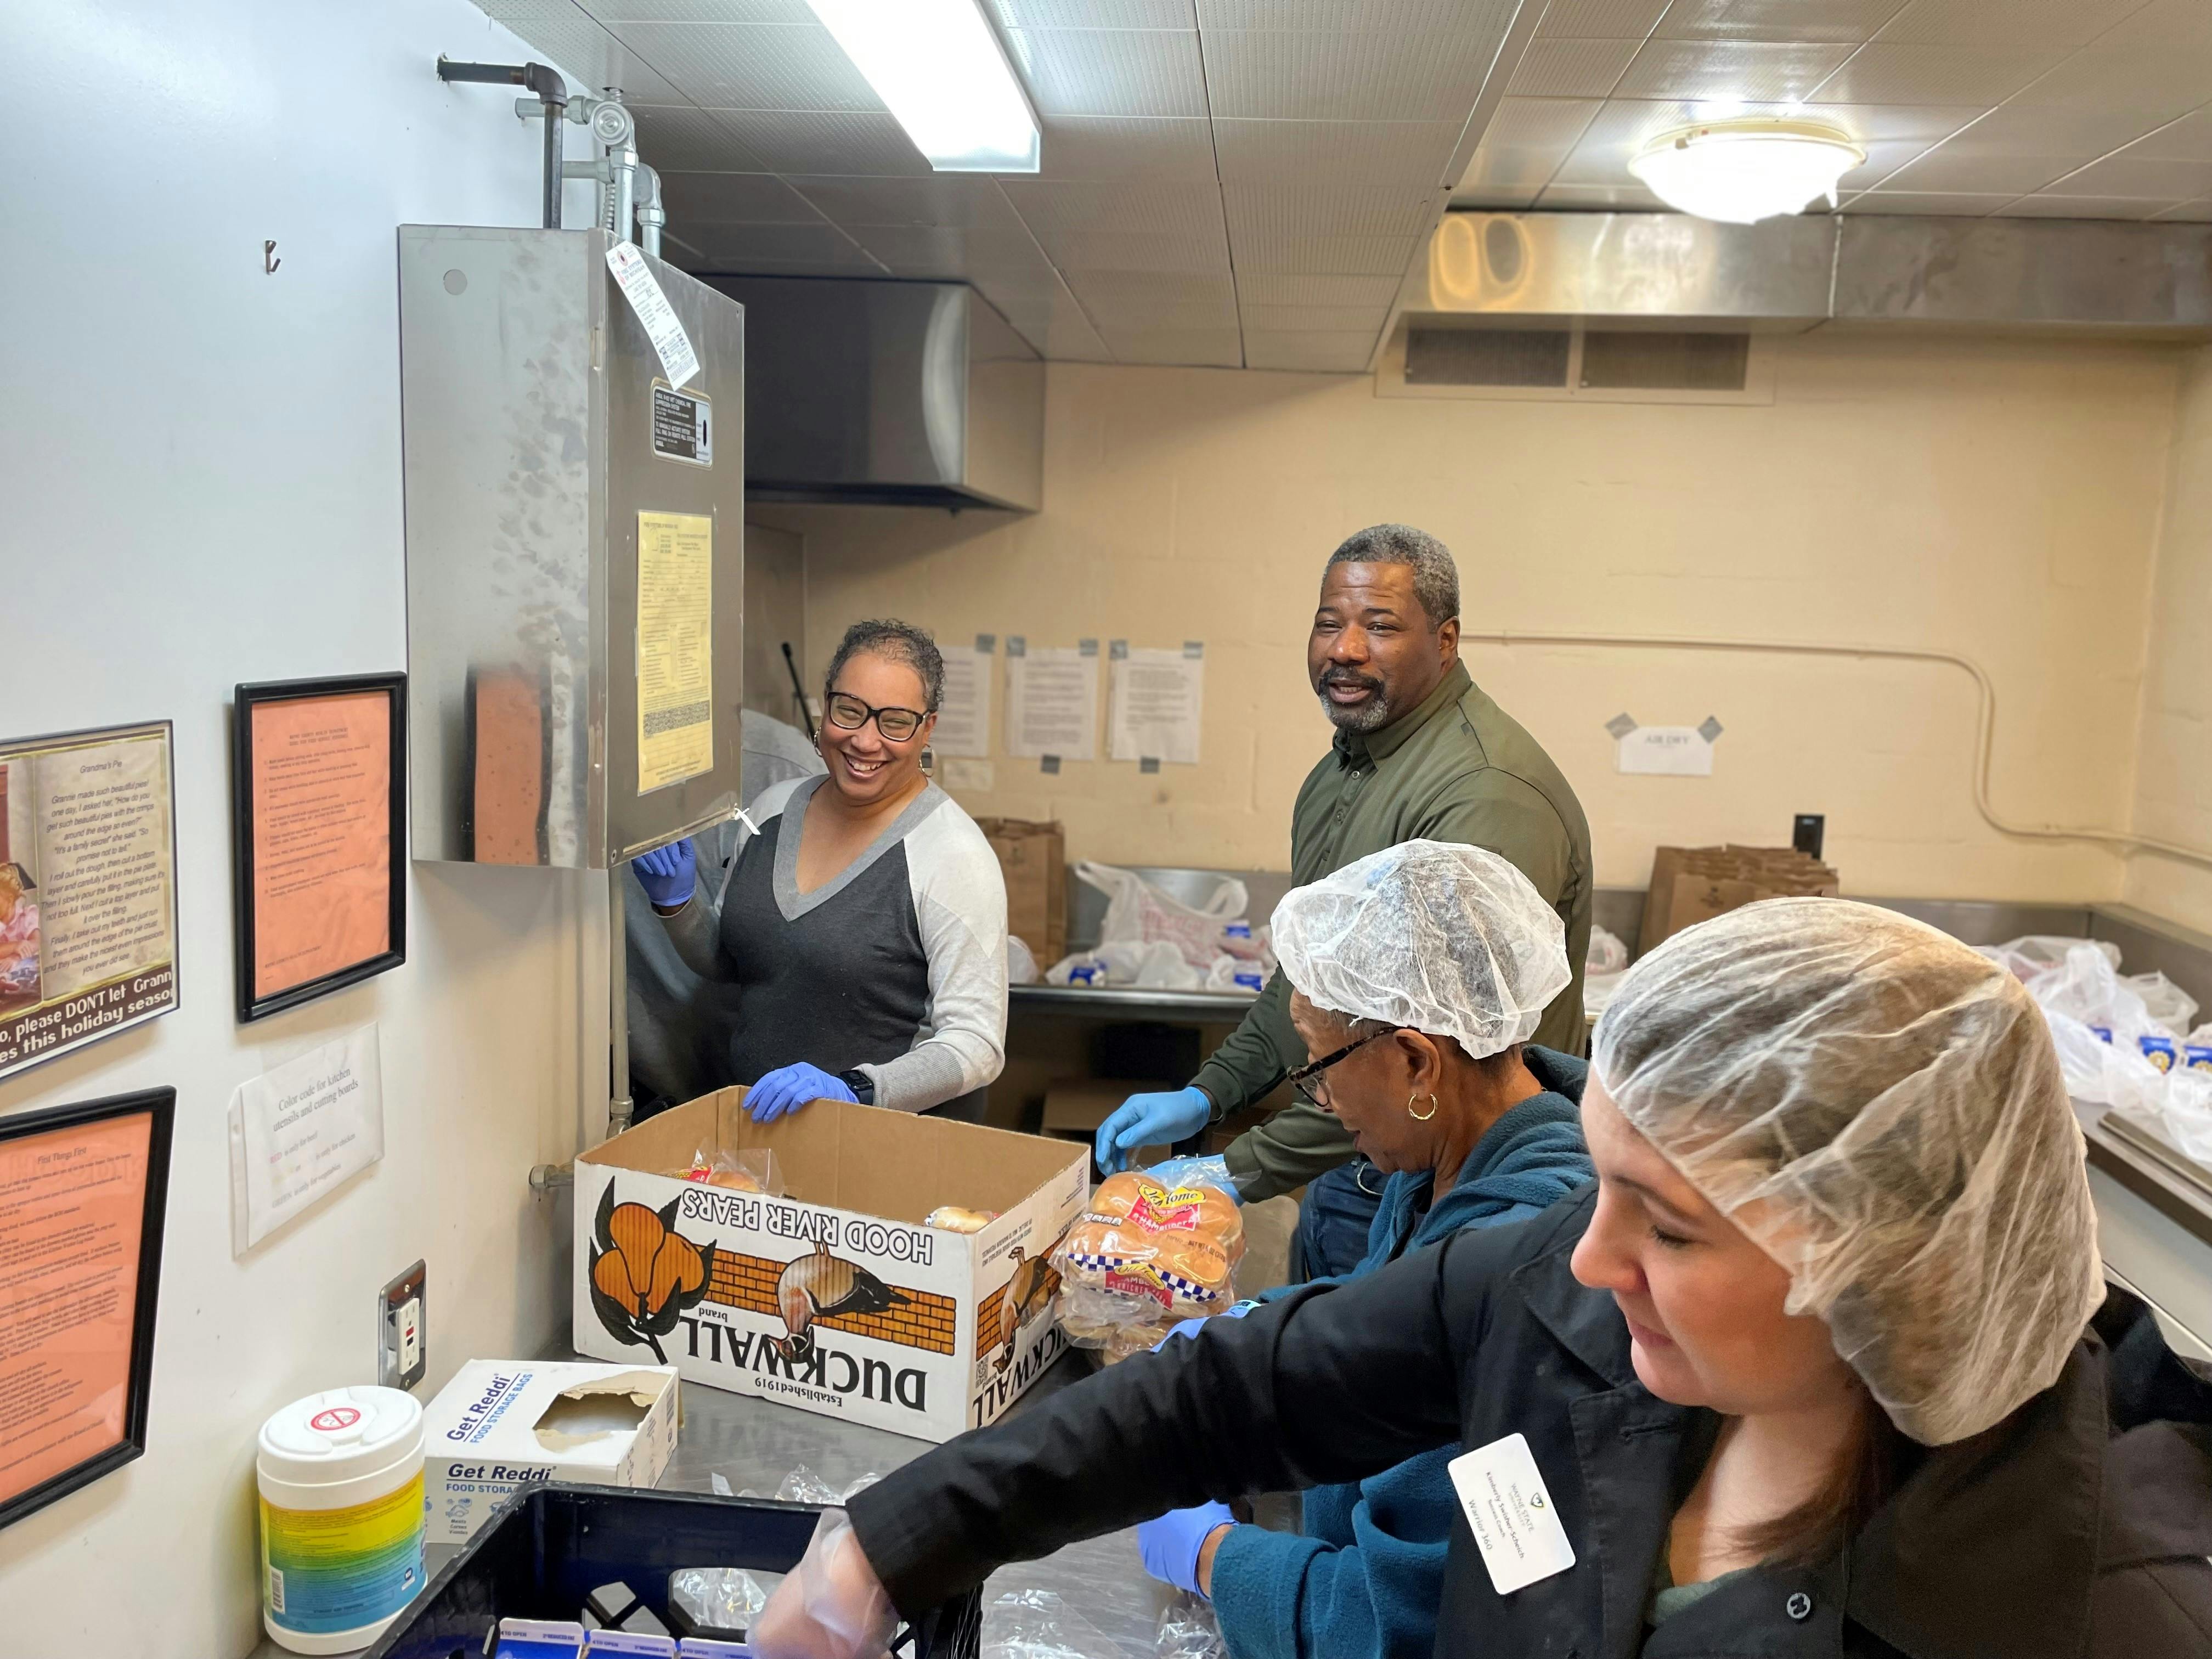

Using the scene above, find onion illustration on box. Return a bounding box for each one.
[575,1148,1088,1440]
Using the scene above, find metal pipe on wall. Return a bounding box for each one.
[435,57,567,229]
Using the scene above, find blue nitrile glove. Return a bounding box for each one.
[1138,1502,1236,1599]
[633,839,697,908]
[746,1062,856,1124]
[1151,1301,1257,1351]
[1093,1087,1211,1175]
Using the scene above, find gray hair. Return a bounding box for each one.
[1324,524,1460,628]
[825,619,944,712]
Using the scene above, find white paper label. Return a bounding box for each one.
[1447,1432,1576,1596]
[228,1023,386,1254]
[606,241,700,389]
[1616,725,1714,776]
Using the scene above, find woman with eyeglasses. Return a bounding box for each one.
[1135,840,1593,1659]
[634,619,1007,1122]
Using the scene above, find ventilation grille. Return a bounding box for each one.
[1393,324,1757,399]
[1406,327,1570,387]
[1581,331,1749,391]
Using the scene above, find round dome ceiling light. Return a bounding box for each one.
[1627,119,1865,224]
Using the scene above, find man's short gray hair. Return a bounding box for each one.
[1324,524,1460,628]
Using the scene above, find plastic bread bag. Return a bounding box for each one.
[924,1205,999,1233]
[1051,1167,1246,1346]
[673,1146,787,1196]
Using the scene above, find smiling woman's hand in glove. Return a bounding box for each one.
[749,1510,898,1659]
[746,1062,858,1124]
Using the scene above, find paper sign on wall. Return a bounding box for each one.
[636,511,715,793]
[1006,647,1098,761]
[228,1023,385,1253]
[1108,644,1204,765]
[606,242,700,389]
[1613,715,1720,777]
[932,644,993,759]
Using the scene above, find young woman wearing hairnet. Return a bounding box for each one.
[753,900,2212,1658]
[1135,841,1593,1659]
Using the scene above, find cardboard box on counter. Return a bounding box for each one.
[1638,844,1841,956]
[422,1360,679,1543]
[573,1092,1089,1442]
[977,817,1066,967]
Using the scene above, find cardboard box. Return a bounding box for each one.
[574,1092,1090,1442]
[977,817,1066,967]
[1638,844,1841,956]
[422,1360,679,1543]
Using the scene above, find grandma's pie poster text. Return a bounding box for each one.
[0,724,179,1081]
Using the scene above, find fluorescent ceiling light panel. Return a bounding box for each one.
[805,0,1041,173]
[1629,120,1864,224]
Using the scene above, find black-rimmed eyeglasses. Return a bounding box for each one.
[825,691,931,743]
[1285,1026,1401,1109]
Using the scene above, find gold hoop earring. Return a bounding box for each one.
[1408,1091,1438,1121]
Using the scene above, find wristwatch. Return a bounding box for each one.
[837,1068,876,1105]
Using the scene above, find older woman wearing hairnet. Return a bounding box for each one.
[1133,842,1592,1659]
[753,900,2212,1659]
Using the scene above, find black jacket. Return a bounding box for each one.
[849,1189,2212,1657]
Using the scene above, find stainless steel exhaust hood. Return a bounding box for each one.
[1402,212,2212,337]
[704,276,1043,512]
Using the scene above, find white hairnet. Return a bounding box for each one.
[1271,840,1570,1060]
[1592,898,2102,1447]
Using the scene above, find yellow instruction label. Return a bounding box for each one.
[636,510,714,793]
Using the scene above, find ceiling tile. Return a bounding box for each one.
[1212,119,1462,184]
[1037,116,1221,179]
[2149,196,2212,221]
[1203,29,1508,121]
[1875,0,2150,49]
[2131,109,2212,162]
[630,103,769,172]
[1839,137,1951,190]
[1244,331,1377,370]
[1506,37,1642,98]
[1233,232,1420,273]
[1062,269,1238,317]
[1000,27,1209,117]
[686,222,886,269]
[998,0,1197,25]
[477,12,685,102]
[1808,43,2069,105]
[1533,180,1670,209]
[1050,229,1233,272]
[1222,183,1435,240]
[1237,272,1403,305]
[582,1,815,20]
[2100,0,2212,48]
[1096,326,1243,366]
[1481,95,1606,149]
[698,109,929,174]
[1615,38,1854,102]
[1455,144,1574,195]
[1240,303,1392,331]
[1882,104,2162,193]
[784,174,1026,228]
[1197,1,1491,27]
[659,171,827,224]
[1536,0,1671,36]
[2008,46,2212,128]
[2046,152,2212,199]
[1548,97,1801,183]
[605,21,879,110]
[843,224,1051,277]
[1000,178,1227,240]
[1997,194,2177,219]
[1839,190,2011,213]
[1654,0,1898,43]
[1807,101,1984,142]
[1080,298,1241,331]
[1880,148,2075,195]
[1448,183,1543,208]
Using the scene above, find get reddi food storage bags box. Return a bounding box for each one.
[574,1091,1089,1441]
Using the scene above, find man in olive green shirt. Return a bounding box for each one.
[1094,524,1591,1273]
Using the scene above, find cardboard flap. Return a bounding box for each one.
[532,1372,666,1451]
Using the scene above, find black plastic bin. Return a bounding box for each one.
[363,1482,980,1658]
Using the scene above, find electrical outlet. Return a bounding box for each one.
[379,1260,427,1390]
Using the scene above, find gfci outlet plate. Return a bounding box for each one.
[380,1260,427,1390]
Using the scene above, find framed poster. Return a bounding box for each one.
[233,674,408,1023]
[0,721,180,1082]
[0,1087,174,1532]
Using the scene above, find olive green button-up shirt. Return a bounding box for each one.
[1201,661,1592,1203]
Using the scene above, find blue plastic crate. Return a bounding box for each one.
[365,1483,978,1658]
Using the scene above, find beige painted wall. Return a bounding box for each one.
[758,331,2182,902]
[2128,345,2212,934]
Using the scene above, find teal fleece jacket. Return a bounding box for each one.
[1209,1046,1592,1659]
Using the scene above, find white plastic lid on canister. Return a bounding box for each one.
[258,1386,427,1655]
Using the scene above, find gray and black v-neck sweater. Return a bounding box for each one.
[661,776,1009,1114]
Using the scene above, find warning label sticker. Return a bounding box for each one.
[651,381,712,467]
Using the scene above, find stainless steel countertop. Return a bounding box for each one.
[1011,981,1260,1022]
[249,1346,1174,1659]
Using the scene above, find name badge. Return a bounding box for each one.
[1448,1432,1577,1595]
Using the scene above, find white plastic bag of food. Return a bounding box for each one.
[2124,970,2199,1039]
[2029,943,2160,1045]
[1075,862,1251,969]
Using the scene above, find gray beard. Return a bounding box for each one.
[1318,685,1392,732]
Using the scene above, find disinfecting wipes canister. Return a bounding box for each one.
[257,1386,427,1654]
